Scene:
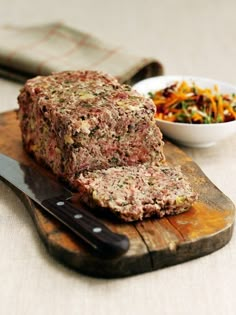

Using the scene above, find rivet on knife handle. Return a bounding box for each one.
[41,196,130,258]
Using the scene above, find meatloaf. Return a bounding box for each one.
[18,70,165,188]
[76,164,198,222]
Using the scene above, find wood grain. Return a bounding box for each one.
[0,110,235,278]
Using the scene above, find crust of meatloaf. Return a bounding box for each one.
[75,164,198,222]
[18,70,165,188]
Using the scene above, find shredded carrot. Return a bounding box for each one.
[149,81,236,124]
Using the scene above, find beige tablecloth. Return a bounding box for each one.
[1,1,236,315]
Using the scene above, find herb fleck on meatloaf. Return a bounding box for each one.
[76,164,198,222]
[18,70,165,188]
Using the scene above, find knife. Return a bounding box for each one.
[0,153,129,258]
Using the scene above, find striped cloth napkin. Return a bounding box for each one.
[0,22,163,85]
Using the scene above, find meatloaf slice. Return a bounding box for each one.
[18,70,164,188]
[75,164,198,222]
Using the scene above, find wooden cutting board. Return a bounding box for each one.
[0,110,235,278]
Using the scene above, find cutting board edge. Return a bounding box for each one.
[149,220,234,271]
[11,188,153,278]
[14,185,234,278]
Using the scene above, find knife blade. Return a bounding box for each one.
[0,153,129,258]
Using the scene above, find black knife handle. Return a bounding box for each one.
[41,196,129,259]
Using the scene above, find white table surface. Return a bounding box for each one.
[0,1,236,314]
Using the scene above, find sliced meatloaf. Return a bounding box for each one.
[18,70,165,188]
[76,164,198,222]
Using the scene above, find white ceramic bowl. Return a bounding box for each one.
[133,75,236,148]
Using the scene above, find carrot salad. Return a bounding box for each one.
[149,81,236,124]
